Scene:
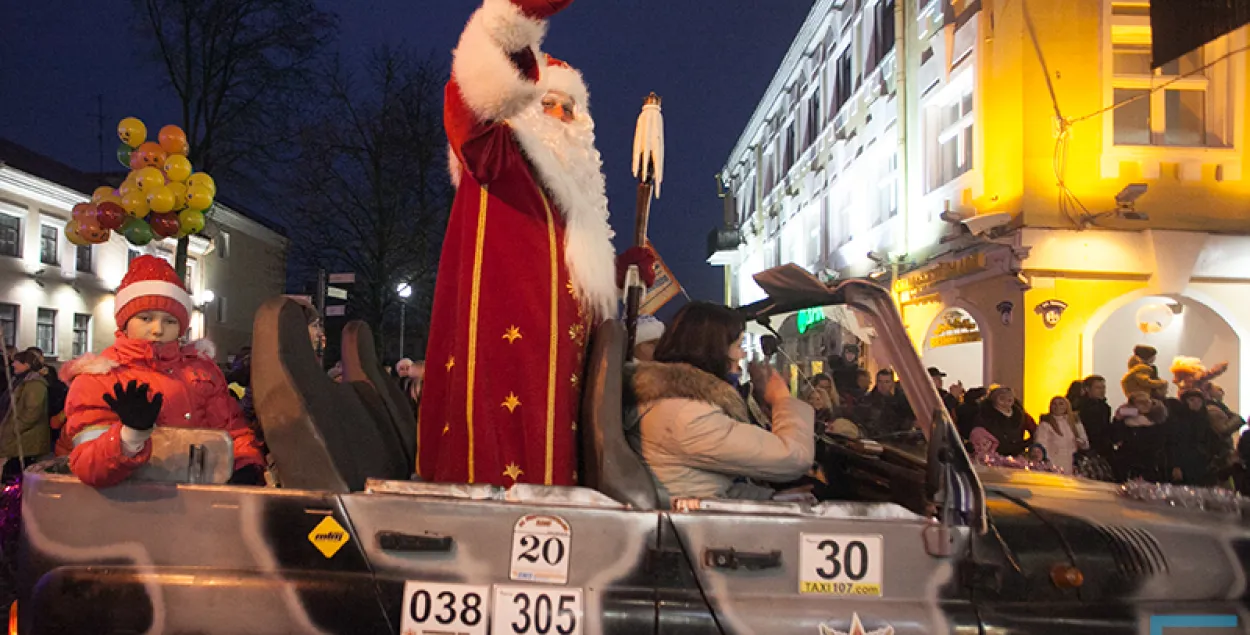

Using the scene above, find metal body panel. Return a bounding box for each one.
[341,484,661,635]
[18,472,389,634]
[662,501,973,635]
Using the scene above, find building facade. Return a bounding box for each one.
[0,140,288,364]
[712,0,1250,416]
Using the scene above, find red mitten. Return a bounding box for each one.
[513,0,575,19]
[616,246,658,289]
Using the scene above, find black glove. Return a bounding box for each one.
[227,464,266,486]
[103,380,164,431]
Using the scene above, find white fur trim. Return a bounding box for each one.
[635,316,665,344]
[509,105,618,318]
[121,426,152,455]
[114,280,194,318]
[188,339,217,360]
[540,59,590,115]
[59,353,120,382]
[452,1,548,122]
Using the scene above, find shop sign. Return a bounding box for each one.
[797,307,826,334]
[929,309,981,348]
[894,253,987,296]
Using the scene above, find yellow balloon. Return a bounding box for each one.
[117,117,147,147]
[118,179,137,198]
[185,184,214,211]
[121,190,150,218]
[167,181,188,210]
[134,167,165,193]
[164,155,192,182]
[148,185,176,213]
[97,193,124,207]
[64,223,90,247]
[178,209,206,234]
[91,186,115,203]
[186,173,216,196]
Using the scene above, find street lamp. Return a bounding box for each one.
[396,283,412,358]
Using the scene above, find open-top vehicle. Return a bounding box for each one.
[15,266,1250,634]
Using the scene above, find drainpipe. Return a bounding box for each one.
[895,0,911,266]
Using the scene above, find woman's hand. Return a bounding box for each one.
[761,366,792,405]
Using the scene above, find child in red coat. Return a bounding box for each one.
[60,255,265,487]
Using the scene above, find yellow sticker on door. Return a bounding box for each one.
[309,516,350,558]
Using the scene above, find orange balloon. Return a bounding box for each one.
[131,142,168,170]
[158,125,189,155]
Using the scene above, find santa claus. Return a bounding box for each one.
[418,0,646,487]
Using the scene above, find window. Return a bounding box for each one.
[865,1,896,76]
[218,230,231,259]
[926,83,974,191]
[827,188,852,252]
[39,223,59,265]
[128,248,142,264]
[0,304,16,348]
[833,49,854,113]
[36,308,56,356]
[76,244,93,273]
[805,201,823,271]
[216,296,228,324]
[72,314,91,357]
[878,152,899,224]
[783,124,796,174]
[1109,4,1232,148]
[0,213,20,258]
[804,92,821,150]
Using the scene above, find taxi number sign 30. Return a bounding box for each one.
[798,534,884,596]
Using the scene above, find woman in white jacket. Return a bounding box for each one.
[627,302,815,503]
[1034,396,1089,473]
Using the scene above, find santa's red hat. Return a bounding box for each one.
[541,55,590,115]
[114,255,193,333]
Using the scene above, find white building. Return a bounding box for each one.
[712,0,1250,416]
[0,139,288,364]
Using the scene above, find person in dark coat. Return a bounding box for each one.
[1078,375,1115,460]
[1110,391,1169,482]
[828,344,862,395]
[975,385,1033,456]
[929,367,960,420]
[956,387,986,440]
[1164,390,1222,487]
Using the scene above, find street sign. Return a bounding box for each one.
[326,286,349,300]
[325,305,346,317]
[329,273,355,284]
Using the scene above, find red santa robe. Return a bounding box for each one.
[417,0,617,487]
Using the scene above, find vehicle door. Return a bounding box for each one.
[341,480,660,635]
[659,498,977,635]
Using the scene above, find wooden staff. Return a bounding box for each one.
[626,93,664,356]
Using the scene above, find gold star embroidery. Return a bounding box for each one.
[445,356,455,372]
[570,373,579,387]
[503,462,524,481]
[566,280,576,298]
[571,420,577,431]
[442,422,450,435]
[568,323,584,343]
[502,325,522,344]
[502,393,522,413]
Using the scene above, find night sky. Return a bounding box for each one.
[0,1,813,305]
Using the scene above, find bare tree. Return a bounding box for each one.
[132,0,337,277]
[287,48,453,358]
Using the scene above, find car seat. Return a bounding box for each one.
[340,320,418,471]
[251,297,409,492]
[579,319,659,510]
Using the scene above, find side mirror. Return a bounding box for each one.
[761,335,779,357]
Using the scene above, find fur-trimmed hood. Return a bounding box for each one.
[60,337,218,383]
[627,362,749,423]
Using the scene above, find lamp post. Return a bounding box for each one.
[396,282,412,358]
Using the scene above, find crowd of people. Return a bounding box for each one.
[898,344,1247,492]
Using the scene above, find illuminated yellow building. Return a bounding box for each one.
[713,0,1250,415]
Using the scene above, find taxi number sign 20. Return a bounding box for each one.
[798,534,884,596]
[510,515,572,585]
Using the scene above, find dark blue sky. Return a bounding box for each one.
[0,1,812,303]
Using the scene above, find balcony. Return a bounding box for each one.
[706,226,743,266]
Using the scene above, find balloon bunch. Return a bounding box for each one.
[64,117,216,247]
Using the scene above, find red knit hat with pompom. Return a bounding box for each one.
[114,255,193,333]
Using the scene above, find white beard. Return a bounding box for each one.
[509,103,618,319]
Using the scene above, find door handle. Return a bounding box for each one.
[377,531,454,553]
[703,548,782,571]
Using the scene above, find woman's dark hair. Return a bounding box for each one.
[653,301,746,380]
[11,350,43,372]
[1065,380,1086,405]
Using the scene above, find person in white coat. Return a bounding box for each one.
[626,302,815,504]
[1035,396,1089,473]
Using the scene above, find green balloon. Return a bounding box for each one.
[116,143,134,168]
[122,217,153,246]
